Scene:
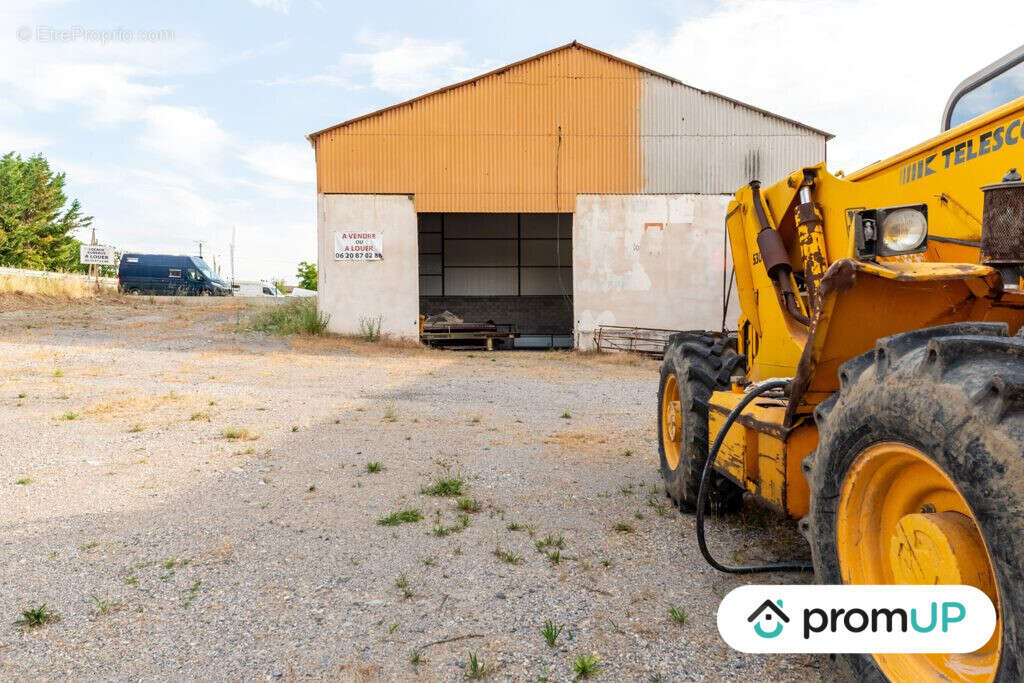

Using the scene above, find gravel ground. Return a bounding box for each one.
[0,296,823,681]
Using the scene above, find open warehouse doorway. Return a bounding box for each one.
[418,213,573,348]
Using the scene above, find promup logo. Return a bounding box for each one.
[748,599,789,638]
[719,585,996,653]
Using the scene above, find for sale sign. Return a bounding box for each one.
[79,244,116,266]
[334,230,382,261]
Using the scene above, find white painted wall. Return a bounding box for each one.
[573,194,739,349]
[317,194,420,339]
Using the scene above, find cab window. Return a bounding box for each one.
[945,49,1024,130]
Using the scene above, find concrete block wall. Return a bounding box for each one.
[572,193,738,349]
[420,295,572,335]
[317,194,420,339]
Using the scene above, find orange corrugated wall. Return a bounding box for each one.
[312,44,643,212]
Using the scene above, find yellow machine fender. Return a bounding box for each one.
[785,258,1024,424]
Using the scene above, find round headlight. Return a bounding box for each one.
[881,208,927,252]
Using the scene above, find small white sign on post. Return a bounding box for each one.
[334,230,382,261]
[79,244,116,266]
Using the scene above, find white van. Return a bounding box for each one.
[231,280,282,297]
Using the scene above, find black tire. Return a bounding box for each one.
[126,288,141,295]
[806,322,1024,681]
[657,331,746,513]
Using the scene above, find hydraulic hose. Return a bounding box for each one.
[695,378,814,574]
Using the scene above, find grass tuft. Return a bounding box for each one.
[669,605,687,625]
[456,497,481,513]
[377,508,423,526]
[572,653,601,679]
[493,546,523,565]
[541,619,564,647]
[365,461,383,474]
[394,574,413,599]
[17,604,60,628]
[534,535,565,553]
[465,651,488,679]
[612,522,635,533]
[91,595,122,615]
[15,477,33,486]
[246,298,329,335]
[181,580,202,608]
[222,427,257,441]
[421,475,464,497]
[359,315,383,342]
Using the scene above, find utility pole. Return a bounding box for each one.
[90,227,98,286]
[194,240,206,259]
[230,225,236,286]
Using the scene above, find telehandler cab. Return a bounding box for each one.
[658,45,1024,681]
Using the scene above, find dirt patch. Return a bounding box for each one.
[0,298,820,681]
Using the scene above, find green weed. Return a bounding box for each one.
[246,298,329,335]
[377,509,423,526]
[572,653,601,680]
[16,604,59,629]
[421,475,464,497]
[493,546,523,565]
[541,619,564,647]
[466,651,488,679]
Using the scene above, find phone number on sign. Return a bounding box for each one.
[335,252,381,260]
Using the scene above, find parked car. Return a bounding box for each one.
[118,253,231,296]
[231,280,283,297]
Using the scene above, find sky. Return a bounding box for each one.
[1,0,1020,282]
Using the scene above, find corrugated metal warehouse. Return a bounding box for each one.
[309,41,830,346]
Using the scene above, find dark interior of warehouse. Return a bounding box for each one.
[418,212,574,347]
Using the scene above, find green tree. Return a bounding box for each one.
[296,260,317,290]
[0,152,93,271]
[272,278,287,294]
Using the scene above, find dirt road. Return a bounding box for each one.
[0,297,820,681]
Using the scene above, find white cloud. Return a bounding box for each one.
[0,124,53,153]
[240,142,313,185]
[249,0,290,13]
[263,32,495,97]
[139,105,229,169]
[342,32,473,96]
[620,0,1023,173]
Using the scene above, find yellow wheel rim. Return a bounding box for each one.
[837,442,1001,682]
[660,373,682,470]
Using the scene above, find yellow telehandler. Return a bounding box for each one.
[658,45,1024,681]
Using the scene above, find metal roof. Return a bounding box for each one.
[306,40,832,141]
